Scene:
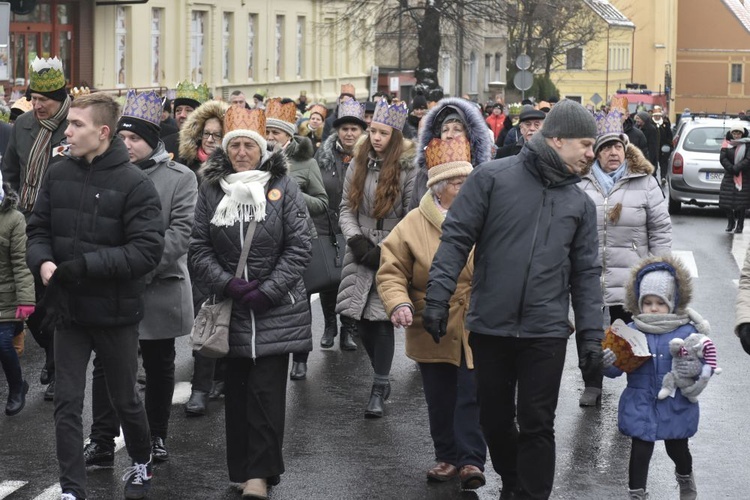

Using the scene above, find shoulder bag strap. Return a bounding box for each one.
[234,220,258,279]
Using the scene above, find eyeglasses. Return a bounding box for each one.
[202,131,222,141]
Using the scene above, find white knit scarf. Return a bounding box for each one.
[211,170,272,227]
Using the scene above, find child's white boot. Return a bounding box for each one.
[675,472,697,500]
[628,488,649,499]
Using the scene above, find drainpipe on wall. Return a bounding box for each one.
[605,25,610,104]
[630,28,635,83]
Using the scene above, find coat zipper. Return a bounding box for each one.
[517,186,547,335]
[72,167,93,258]
[90,193,100,232]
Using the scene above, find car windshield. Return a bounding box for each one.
[682,126,732,153]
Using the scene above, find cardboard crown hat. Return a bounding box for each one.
[70,86,91,98]
[424,136,473,188]
[610,95,629,114]
[594,109,629,153]
[221,107,268,152]
[265,98,298,137]
[29,56,66,93]
[340,83,355,97]
[372,99,409,131]
[174,80,210,108]
[334,99,366,129]
[121,89,163,126]
[308,104,328,120]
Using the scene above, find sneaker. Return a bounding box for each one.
[61,493,80,500]
[44,380,55,401]
[151,436,169,463]
[122,459,153,499]
[83,441,115,468]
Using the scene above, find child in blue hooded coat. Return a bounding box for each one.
[603,254,716,500]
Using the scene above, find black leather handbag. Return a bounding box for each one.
[303,211,346,294]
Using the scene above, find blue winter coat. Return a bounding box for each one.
[604,322,700,442]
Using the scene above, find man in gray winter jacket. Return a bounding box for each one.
[423,100,604,500]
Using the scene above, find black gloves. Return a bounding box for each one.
[422,299,449,344]
[361,245,381,270]
[578,338,604,378]
[39,275,73,332]
[738,323,750,355]
[54,259,87,286]
[347,234,374,263]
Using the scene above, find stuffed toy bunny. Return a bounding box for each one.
[658,333,721,403]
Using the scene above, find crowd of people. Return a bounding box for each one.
[0,55,739,500]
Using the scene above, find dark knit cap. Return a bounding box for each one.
[412,94,428,110]
[116,116,161,150]
[25,86,68,103]
[172,97,199,111]
[540,99,597,139]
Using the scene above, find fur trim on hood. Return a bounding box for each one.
[315,133,342,172]
[415,97,493,173]
[198,147,289,187]
[624,254,693,314]
[285,135,315,163]
[582,143,654,176]
[0,183,18,212]
[178,100,230,165]
[352,134,417,170]
[298,120,323,141]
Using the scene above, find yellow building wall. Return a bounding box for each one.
[93,0,375,104]
[553,24,634,108]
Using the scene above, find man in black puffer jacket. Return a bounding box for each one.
[26,93,164,500]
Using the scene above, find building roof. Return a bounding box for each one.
[583,0,635,27]
[722,0,750,33]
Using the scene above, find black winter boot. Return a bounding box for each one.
[364,381,388,418]
[319,293,338,348]
[726,210,736,232]
[735,210,745,233]
[340,317,358,351]
[5,380,29,416]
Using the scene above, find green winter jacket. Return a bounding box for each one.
[0,185,35,321]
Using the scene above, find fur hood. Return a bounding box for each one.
[415,97,493,172]
[315,133,342,171]
[582,143,655,177]
[352,134,417,170]
[298,120,323,141]
[0,183,18,212]
[198,147,289,187]
[624,254,693,314]
[178,100,229,164]
[285,135,315,162]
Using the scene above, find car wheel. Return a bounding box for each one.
[668,195,681,214]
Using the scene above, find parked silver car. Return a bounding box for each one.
[667,117,749,213]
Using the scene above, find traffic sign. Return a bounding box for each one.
[513,71,533,91]
[516,54,531,71]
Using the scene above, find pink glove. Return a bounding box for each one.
[15,305,35,319]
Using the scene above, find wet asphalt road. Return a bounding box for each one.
[2,205,750,499]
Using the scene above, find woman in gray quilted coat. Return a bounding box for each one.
[336,100,417,418]
[578,111,671,406]
[188,107,312,500]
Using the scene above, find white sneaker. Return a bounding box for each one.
[61,493,78,500]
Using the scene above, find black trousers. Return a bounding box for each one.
[469,335,567,500]
[293,294,314,364]
[191,352,226,392]
[91,338,177,445]
[25,278,54,373]
[577,305,632,389]
[54,324,150,499]
[225,354,289,483]
[629,437,692,490]
[358,319,394,378]
[418,351,486,469]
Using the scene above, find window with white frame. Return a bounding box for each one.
[494,52,502,82]
[151,8,162,86]
[115,6,127,87]
[248,14,256,81]
[296,17,304,78]
[484,54,491,91]
[223,13,232,82]
[441,52,451,95]
[191,11,206,84]
[731,63,743,83]
[469,51,478,94]
[275,16,284,80]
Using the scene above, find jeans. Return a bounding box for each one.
[54,324,151,499]
[418,351,486,469]
[91,338,176,445]
[0,322,23,392]
[629,437,692,490]
[358,319,394,378]
[225,354,289,483]
[469,335,567,500]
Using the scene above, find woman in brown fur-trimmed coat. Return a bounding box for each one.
[577,134,672,406]
[178,100,229,177]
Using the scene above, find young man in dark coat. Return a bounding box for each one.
[635,111,660,171]
[423,100,604,500]
[26,93,165,500]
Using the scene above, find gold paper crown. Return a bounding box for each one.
[225,106,266,137]
[308,104,327,120]
[425,136,472,169]
[70,86,91,98]
[11,98,33,114]
[340,83,355,96]
[610,96,629,114]
[29,57,66,93]
[175,80,210,105]
[265,98,298,124]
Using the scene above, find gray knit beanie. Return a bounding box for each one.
[540,99,597,139]
[639,270,676,313]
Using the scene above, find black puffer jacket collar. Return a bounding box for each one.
[68,136,131,170]
[198,147,288,186]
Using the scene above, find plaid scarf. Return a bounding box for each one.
[20,96,71,210]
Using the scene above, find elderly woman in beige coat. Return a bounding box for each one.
[577,109,671,406]
[377,136,487,491]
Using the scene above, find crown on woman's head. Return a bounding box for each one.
[372,100,409,131]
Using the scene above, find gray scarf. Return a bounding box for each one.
[526,133,577,186]
[633,308,710,335]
